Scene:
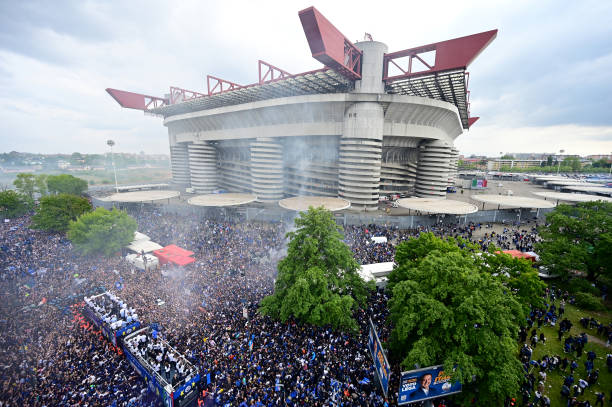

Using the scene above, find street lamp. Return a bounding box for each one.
[107,139,119,193]
[556,149,565,175]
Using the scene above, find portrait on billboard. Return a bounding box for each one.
[398,365,461,405]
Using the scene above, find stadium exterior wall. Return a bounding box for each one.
[164,93,463,211]
[163,41,464,211]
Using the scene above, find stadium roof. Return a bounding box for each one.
[278,196,351,212]
[533,191,612,203]
[149,69,352,117]
[395,198,478,215]
[107,7,496,130]
[471,194,555,209]
[104,190,180,203]
[187,193,257,207]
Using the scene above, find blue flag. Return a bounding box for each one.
[206,372,211,384]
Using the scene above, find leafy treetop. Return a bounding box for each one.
[536,201,612,281]
[259,206,372,332]
[30,194,92,232]
[67,207,137,257]
[388,236,525,406]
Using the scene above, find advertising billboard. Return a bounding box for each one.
[367,318,391,397]
[398,365,461,405]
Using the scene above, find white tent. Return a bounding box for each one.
[125,253,159,270]
[370,236,388,244]
[127,239,163,253]
[359,262,394,288]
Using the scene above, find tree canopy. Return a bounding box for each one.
[536,201,612,281]
[67,207,137,257]
[30,194,92,232]
[259,207,372,332]
[13,173,47,199]
[46,174,88,196]
[0,190,33,218]
[388,234,527,405]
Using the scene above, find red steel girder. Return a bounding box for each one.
[258,60,291,85]
[298,6,362,81]
[169,87,207,104]
[207,75,243,96]
[106,88,168,111]
[383,29,497,82]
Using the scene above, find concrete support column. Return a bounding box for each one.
[188,141,217,193]
[170,143,190,187]
[447,147,459,187]
[338,103,384,211]
[415,140,452,198]
[338,40,387,211]
[250,137,283,201]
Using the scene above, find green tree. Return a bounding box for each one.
[67,207,137,257]
[536,201,612,281]
[13,173,37,199]
[501,154,515,159]
[388,242,524,405]
[46,174,88,195]
[546,155,554,166]
[259,207,372,332]
[30,194,92,232]
[0,190,33,218]
[562,156,581,172]
[387,232,476,291]
[478,251,547,312]
[35,174,48,196]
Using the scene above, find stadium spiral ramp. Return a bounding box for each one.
[250,138,284,201]
[338,138,382,210]
[415,140,452,198]
[188,141,218,193]
[170,144,190,187]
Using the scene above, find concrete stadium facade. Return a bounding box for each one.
[164,42,463,211]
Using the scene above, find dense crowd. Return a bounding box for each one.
[517,287,611,407]
[345,221,540,264]
[0,207,583,407]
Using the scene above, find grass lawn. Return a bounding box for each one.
[526,301,611,406]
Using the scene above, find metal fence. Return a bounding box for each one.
[92,197,553,228]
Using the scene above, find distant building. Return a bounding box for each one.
[487,159,544,170]
[57,160,70,169]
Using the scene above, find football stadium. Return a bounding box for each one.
[107,7,496,211]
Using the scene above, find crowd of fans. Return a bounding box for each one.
[517,287,611,407]
[0,207,604,407]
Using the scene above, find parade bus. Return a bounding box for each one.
[82,292,141,346]
[122,327,201,407]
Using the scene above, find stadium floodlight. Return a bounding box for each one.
[557,149,565,175]
[107,139,119,193]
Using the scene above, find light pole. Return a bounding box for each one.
[556,149,565,175]
[609,152,612,177]
[107,140,119,193]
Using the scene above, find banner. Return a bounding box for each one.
[398,365,461,405]
[367,318,390,397]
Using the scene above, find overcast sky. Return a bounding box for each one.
[1,0,611,157]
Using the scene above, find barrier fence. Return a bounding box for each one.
[92,197,553,228]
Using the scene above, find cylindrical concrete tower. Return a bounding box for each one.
[338,41,387,211]
[170,143,190,187]
[447,147,459,187]
[188,141,218,193]
[250,137,283,201]
[415,140,452,198]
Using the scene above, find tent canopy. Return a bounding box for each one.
[127,240,163,253]
[498,250,537,262]
[153,244,195,267]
